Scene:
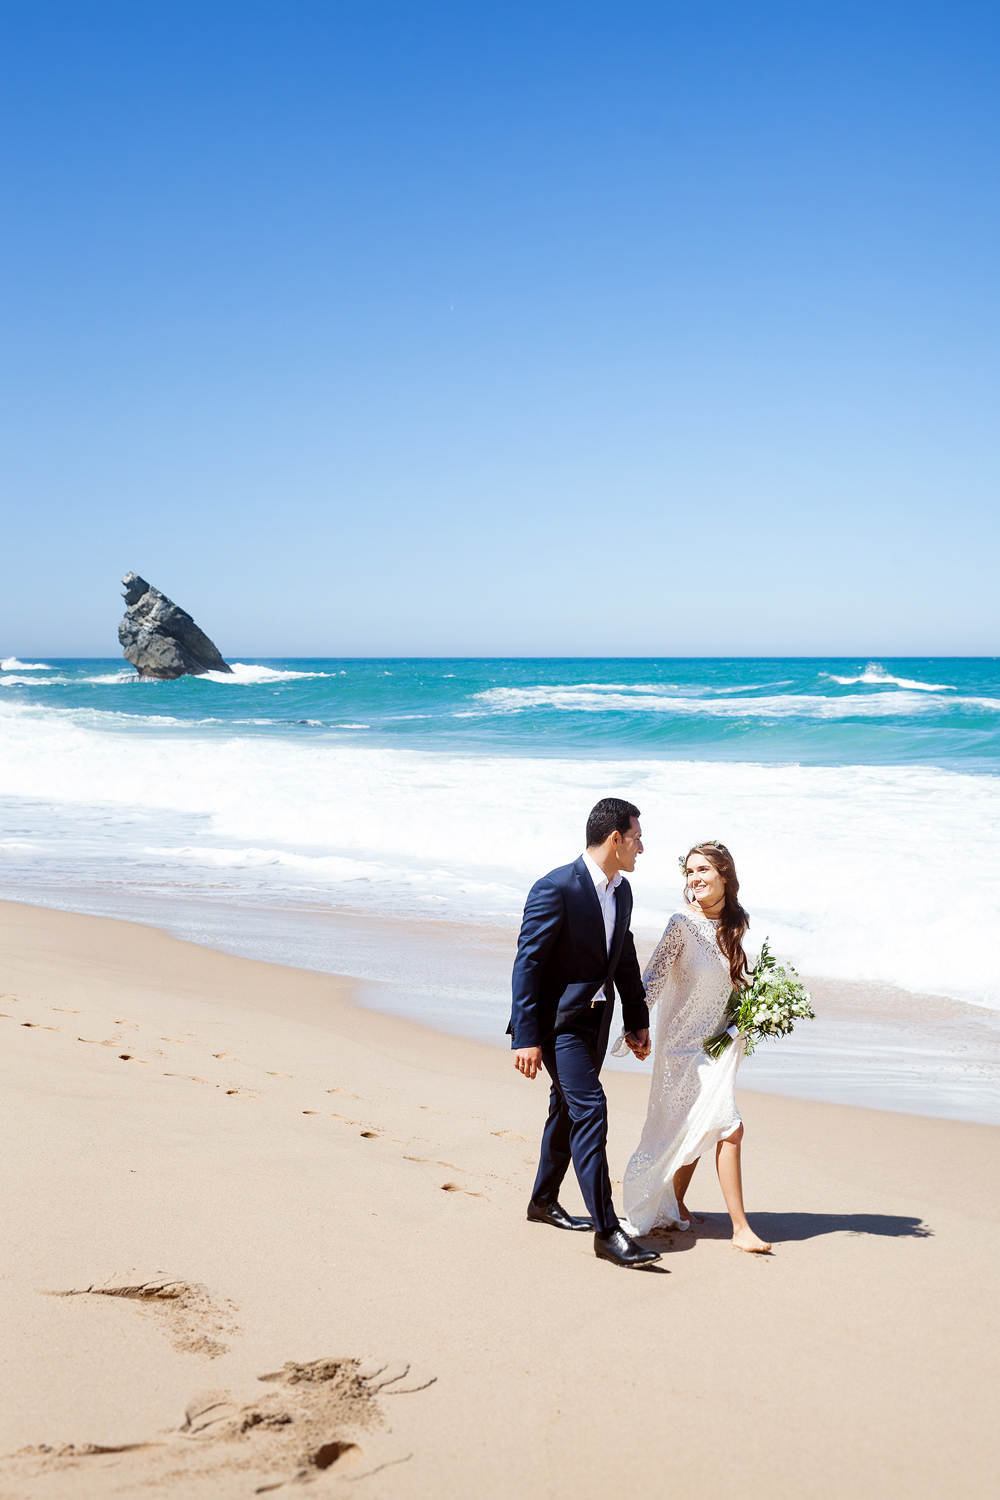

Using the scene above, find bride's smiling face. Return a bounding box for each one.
[685,852,725,909]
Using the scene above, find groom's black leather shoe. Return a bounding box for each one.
[526,1198,594,1231]
[594,1227,662,1268]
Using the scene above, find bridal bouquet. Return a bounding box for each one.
[704,939,815,1059]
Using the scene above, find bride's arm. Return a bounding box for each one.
[641,916,685,1010]
[609,915,685,1058]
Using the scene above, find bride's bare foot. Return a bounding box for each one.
[675,1201,705,1226]
[732,1226,771,1253]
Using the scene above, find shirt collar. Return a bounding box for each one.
[583,850,622,893]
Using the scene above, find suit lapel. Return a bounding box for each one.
[573,856,607,949]
[576,856,629,971]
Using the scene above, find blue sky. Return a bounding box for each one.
[1,1,998,656]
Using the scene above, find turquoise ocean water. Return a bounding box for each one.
[3,654,999,764]
[2,655,999,1121]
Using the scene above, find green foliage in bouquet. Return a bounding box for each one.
[703,938,815,1059]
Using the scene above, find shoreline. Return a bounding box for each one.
[1,899,998,1497]
[3,889,999,1126]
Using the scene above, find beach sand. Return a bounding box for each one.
[1,899,998,1499]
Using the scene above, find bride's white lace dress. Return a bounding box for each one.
[615,908,743,1234]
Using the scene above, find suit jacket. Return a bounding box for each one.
[507,855,649,1049]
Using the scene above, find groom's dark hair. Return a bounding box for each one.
[586,798,640,848]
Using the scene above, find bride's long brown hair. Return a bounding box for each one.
[684,841,751,990]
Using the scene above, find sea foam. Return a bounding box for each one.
[202,663,337,684]
[822,662,956,691]
[471,684,995,719]
[0,698,998,1010]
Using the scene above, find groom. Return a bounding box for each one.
[508,798,661,1268]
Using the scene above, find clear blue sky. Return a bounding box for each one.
[1,1,997,657]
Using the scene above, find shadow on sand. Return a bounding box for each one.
[732,1212,932,1241]
[634,1211,932,1252]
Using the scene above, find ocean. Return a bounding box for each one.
[2,655,999,1122]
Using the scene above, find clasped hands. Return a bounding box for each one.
[622,1028,651,1060]
[513,1027,651,1080]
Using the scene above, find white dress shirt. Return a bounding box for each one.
[582,850,622,1005]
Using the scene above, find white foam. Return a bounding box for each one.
[0,671,138,687]
[1,676,64,687]
[2,697,182,721]
[471,685,992,719]
[143,843,520,903]
[201,663,335,684]
[74,671,145,684]
[1,699,998,1010]
[709,680,795,693]
[822,662,956,691]
[0,658,51,670]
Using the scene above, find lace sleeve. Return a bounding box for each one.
[641,916,685,1009]
[610,915,685,1058]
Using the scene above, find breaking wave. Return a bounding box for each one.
[822,662,955,691]
[0,696,998,1009]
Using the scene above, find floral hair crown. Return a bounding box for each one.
[678,840,721,875]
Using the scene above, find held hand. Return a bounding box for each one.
[624,1028,651,1061]
[514,1046,543,1080]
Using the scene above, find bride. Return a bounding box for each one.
[615,841,771,1253]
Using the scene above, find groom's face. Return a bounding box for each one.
[614,818,643,872]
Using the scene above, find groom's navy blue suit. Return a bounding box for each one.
[508,856,649,1234]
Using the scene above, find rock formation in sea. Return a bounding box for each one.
[118,573,233,679]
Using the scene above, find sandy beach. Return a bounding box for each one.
[1,898,998,1499]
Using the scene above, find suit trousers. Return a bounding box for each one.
[531,1024,617,1235]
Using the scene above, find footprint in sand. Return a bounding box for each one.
[491,1130,528,1142]
[327,1087,361,1098]
[21,1022,59,1031]
[213,1052,240,1061]
[43,1279,239,1358]
[400,1154,488,1199]
[267,1071,294,1078]
[5,1355,433,1493]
